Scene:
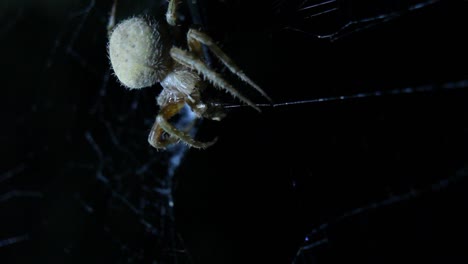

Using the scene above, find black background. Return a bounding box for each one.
[2,0,468,263]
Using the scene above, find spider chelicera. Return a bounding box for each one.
[108,0,270,149]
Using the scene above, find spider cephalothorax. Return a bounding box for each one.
[108,0,270,149]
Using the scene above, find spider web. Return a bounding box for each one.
[272,0,468,262]
[2,0,197,263]
[2,0,468,263]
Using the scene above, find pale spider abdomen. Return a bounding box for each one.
[108,17,169,89]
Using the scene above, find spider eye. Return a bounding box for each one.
[108,17,167,89]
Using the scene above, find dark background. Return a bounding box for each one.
[1,0,468,263]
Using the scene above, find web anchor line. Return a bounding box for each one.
[222,79,468,109]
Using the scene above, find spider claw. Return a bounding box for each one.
[188,137,218,149]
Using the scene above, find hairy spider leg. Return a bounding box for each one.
[187,29,272,102]
[107,0,118,34]
[166,0,178,26]
[148,100,217,149]
[148,101,183,149]
[170,47,261,112]
[108,0,177,32]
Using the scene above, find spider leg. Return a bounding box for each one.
[187,29,272,102]
[170,47,261,112]
[148,100,217,149]
[107,0,118,34]
[156,115,217,149]
[166,0,178,26]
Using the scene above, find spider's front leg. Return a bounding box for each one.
[148,100,217,149]
[170,48,261,111]
[186,29,272,102]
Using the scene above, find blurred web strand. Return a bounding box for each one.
[84,131,160,234]
[298,0,338,18]
[46,0,95,69]
[298,0,336,11]
[0,234,30,248]
[89,68,111,114]
[103,120,139,162]
[0,190,43,202]
[223,79,468,109]
[101,226,144,260]
[320,0,440,41]
[84,132,138,215]
[292,165,468,263]
[272,0,286,11]
[286,0,440,41]
[0,163,26,183]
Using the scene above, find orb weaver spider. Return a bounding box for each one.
[107,0,271,149]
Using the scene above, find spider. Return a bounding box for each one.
[107,0,271,149]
